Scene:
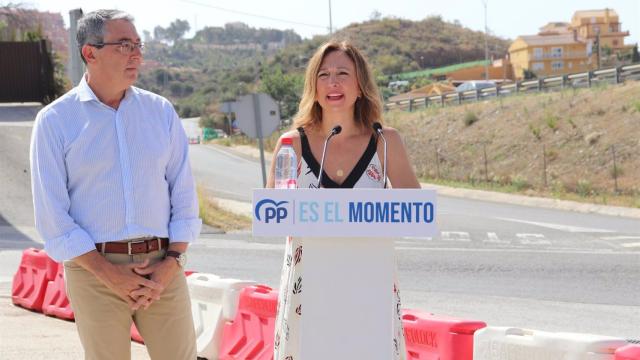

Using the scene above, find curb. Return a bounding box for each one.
[426,183,640,219]
[208,143,640,219]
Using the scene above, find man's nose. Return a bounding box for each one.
[131,45,143,58]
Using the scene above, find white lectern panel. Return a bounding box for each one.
[301,237,394,360]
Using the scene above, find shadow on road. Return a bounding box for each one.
[0,214,42,251]
[0,103,41,123]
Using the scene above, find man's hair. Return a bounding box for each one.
[76,9,134,64]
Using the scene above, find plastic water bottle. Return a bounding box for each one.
[275,137,297,189]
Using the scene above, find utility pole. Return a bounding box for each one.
[482,0,489,80]
[68,8,84,86]
[328,0,333,35]
[596,31,601,69]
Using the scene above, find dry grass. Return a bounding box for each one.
[197,186,251,232]
[387,81,640,207]
[210,131,282,152]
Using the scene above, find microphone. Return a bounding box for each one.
[373,122,388,188]
[317,125,342,188]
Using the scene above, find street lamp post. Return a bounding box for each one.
[483,0,489,80]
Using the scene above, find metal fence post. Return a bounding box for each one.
[611,145,619,193]
[515,81,520,93]
[537,79,543,92]
[408,99,414,112]
[424,97,429,109]
[561,75,567,89]
[587,71,593,87]
[483,144,489,182]
[542,144,547,188]
[615,66,622,84]
[434,144,440,179]
[457,92,462,105]
[441,95,445,107]
[475,89,480,101]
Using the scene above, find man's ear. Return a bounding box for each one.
[81,44,97,64]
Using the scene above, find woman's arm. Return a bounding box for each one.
[383,127,420,189]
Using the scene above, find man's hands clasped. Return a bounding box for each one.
[101,257,179,310]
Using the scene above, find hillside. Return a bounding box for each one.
[139,16,511,118]
[271,16,510,76]
[385,81,640,207]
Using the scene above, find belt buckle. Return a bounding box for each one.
[128,239,146,255]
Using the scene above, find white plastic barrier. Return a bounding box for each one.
[187,273,256,360]
[474,327,628,360]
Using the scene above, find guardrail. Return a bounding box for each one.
[385,63,640,112]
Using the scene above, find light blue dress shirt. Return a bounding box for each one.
[30,76,202,262]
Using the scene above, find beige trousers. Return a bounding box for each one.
[64,250,197,360]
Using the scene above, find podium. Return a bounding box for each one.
[253,189,437,360]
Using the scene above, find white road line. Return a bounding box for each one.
[484,232,510,244]
[516,233,551,245]
[600,236,640,240]
[201,144,257,164]
[441,231,471,242]
[620,242,640,248]
[0,121,33,127]
[395,246,627,255]
[496,217,616,233]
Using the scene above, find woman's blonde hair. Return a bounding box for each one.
[292,40,383,130]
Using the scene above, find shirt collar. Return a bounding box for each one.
[76,73,136,104]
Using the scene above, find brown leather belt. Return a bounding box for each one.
[96,237,169,255]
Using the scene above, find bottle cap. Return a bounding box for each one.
[281,137,293,145]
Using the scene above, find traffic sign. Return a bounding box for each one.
[234,93,280,139]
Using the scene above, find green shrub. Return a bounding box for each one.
[610,165,624,179]
[511,176,531,191]
[576,179,593,197]
[464,111,479,126]
[544,113,559,130]
[529,124,541,140]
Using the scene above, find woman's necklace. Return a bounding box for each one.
[336,169,344,177]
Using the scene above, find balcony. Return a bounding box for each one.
[532,51,588,60]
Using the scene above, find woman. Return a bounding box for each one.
[267,40,420,360]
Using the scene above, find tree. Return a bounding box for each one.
[259,65,303,122]
[153,26,166,42]
[369,10,382,21]
[632,44,639,63]
[153,19,190,45]
[142,30,152,43]
[166,19,190,44]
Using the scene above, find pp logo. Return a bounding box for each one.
[255,199,289,223]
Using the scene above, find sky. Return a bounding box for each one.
[24,0,640,45]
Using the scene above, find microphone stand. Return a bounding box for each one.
[317,125,342,188]
[373,123,388,188]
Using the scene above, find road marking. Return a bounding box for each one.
[620,242,640,248]
[484,232,510,244]
[600,236,640,241]
[0,121,33,127]
[516,233,551,245]
[402,236,433,241]
[496,217,615,233]
[395,246,627,255]
[441,231,471,242]
[201,144,257,163]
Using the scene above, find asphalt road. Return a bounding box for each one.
[0,106,638,340]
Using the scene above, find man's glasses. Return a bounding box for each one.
[88,40,144,55]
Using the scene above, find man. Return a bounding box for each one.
[30,9,200,359]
